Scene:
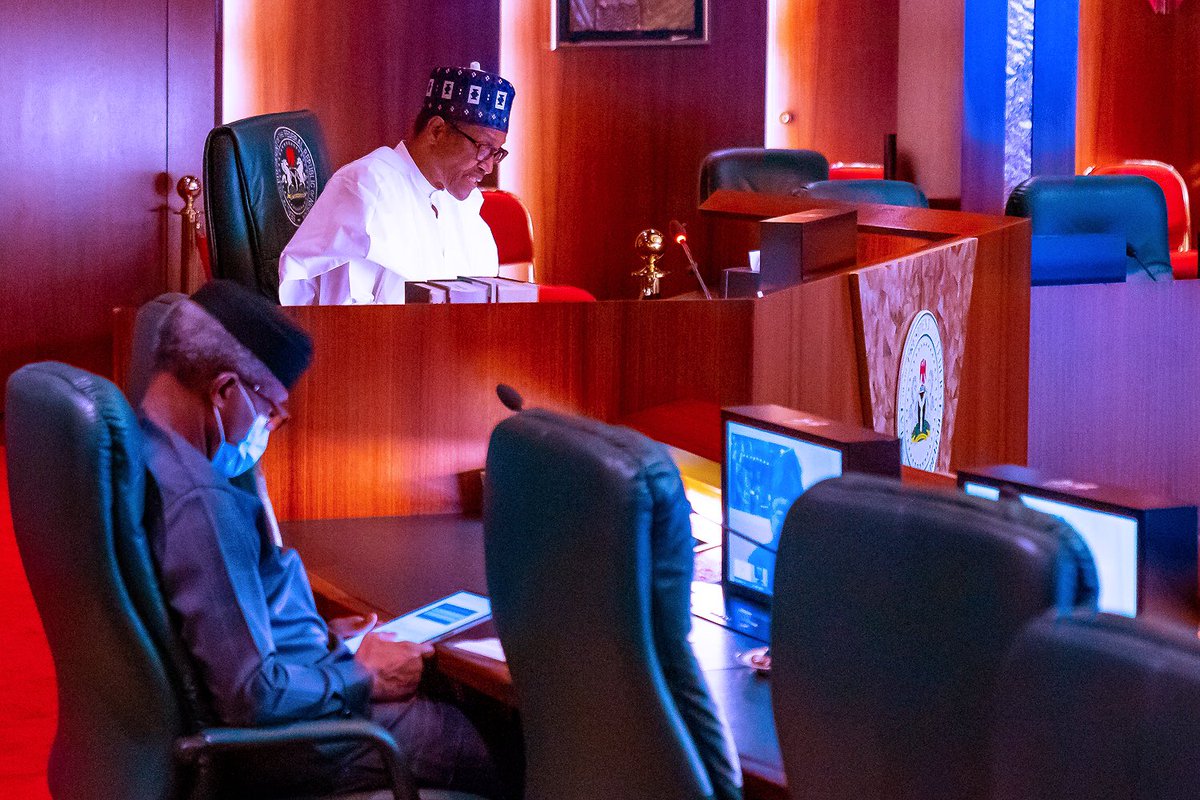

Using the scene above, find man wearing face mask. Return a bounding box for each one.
[278,62,514,305]
[138,281,503,796]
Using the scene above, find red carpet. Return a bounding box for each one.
[0,446,56,799]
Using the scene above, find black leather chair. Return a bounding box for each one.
[4,362,418,800]
[484,409,742,800]
[204,110,332,301]
[1006,175,1173,283]
[802,178,929,208]
[769,475,1098,800]
[698,148,829,203]
[993,610,1200,800]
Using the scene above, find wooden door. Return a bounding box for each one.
[0,0,217,410]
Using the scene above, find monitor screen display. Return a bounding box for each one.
[963,481,1139,616]
[725,420,843,597]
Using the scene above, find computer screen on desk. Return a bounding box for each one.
[724,419,843,599]
[963,481,1139,617]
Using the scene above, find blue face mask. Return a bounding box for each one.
[212,381,271,478]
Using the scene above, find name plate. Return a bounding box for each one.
[759,208,857,292]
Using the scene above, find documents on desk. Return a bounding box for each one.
[404,277,538,304]
[451,637,507,662]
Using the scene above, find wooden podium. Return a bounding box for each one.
[114,194,1029,522]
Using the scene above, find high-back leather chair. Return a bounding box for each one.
[699,148,829,203]
[1006,175,1173,283]
[484,408,742,800]
[993,610,1200,800]
[204,110,332,301]
[1088,159,1196,279]
[802,179,929,208]
[479,189,535,282]
[5,362,415,800]
[770,475,1097,800]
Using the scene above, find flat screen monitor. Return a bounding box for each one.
[962,481,1139,616]
[723,419,843,600]
[959,464,1198,619]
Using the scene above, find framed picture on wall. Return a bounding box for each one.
[552,0,708,48]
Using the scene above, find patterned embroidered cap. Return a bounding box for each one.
[423,62,515,133]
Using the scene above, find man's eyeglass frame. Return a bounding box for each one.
[444,119,509,165]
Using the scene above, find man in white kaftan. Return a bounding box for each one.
[278,63,515,305]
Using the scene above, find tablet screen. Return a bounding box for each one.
[342,590,491,654]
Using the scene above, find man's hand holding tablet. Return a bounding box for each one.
[355,635,434,701]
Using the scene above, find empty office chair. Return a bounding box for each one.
[993,610,1200,800]
[802,179,929,208]
[828,162,884,181]
[204,110,332,301]
[770,475,1097,800]
[1088,159,1196,279]
[480,189,536,283]
[484,409,741,800]
[699,147,829,203]
[4,362,431,800]
[1006,175,1173,284]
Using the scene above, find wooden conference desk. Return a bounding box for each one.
[283,514,789,800]
[285,508,1199,800]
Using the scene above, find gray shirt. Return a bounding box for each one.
[140,417,371,726]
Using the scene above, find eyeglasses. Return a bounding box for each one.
[444,119,509,165]
[245,381,290,431]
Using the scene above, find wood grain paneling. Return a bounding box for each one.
[896,0,962,203]
[501,0,769,299]
[224,1,500,170]
[765,0,898,164]
[1077,0,1200,217]
[220,204,1024,520]
[1029,282,1200,511]
[0,0,216,407]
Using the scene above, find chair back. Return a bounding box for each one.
[699,148,829,203]
[5,363,200,800]
[1006,175,1173,282]
[770,474,1098,800]
[802,179,929,208]
[484,409,741,800]
[480,189,535,281]
[993,610,1200,800]
[203,110,332,301]
[1089,160,1190,251]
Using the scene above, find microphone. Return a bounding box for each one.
[669,220,713,300]
[496,383,525,411]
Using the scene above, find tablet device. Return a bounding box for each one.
[342,590,491,654]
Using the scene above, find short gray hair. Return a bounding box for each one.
[154,299,276,394]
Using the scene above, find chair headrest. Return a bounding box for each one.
[699,147,829,202]
[1006,175,1172,281]
[203,110,332,300]
[803,178,929,208]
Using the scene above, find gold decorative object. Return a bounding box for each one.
[176,175,205,292]
[632,228,667,298]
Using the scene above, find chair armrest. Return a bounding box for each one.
[175,719,417,800]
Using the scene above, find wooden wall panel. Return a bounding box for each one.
[0,0,216,408]
[1077,0,1200,217]
[1029,282,1200,511]
[765,0,898,165]
[501,0,769,299]
[224,0,500,170]
[896,0,962,203]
